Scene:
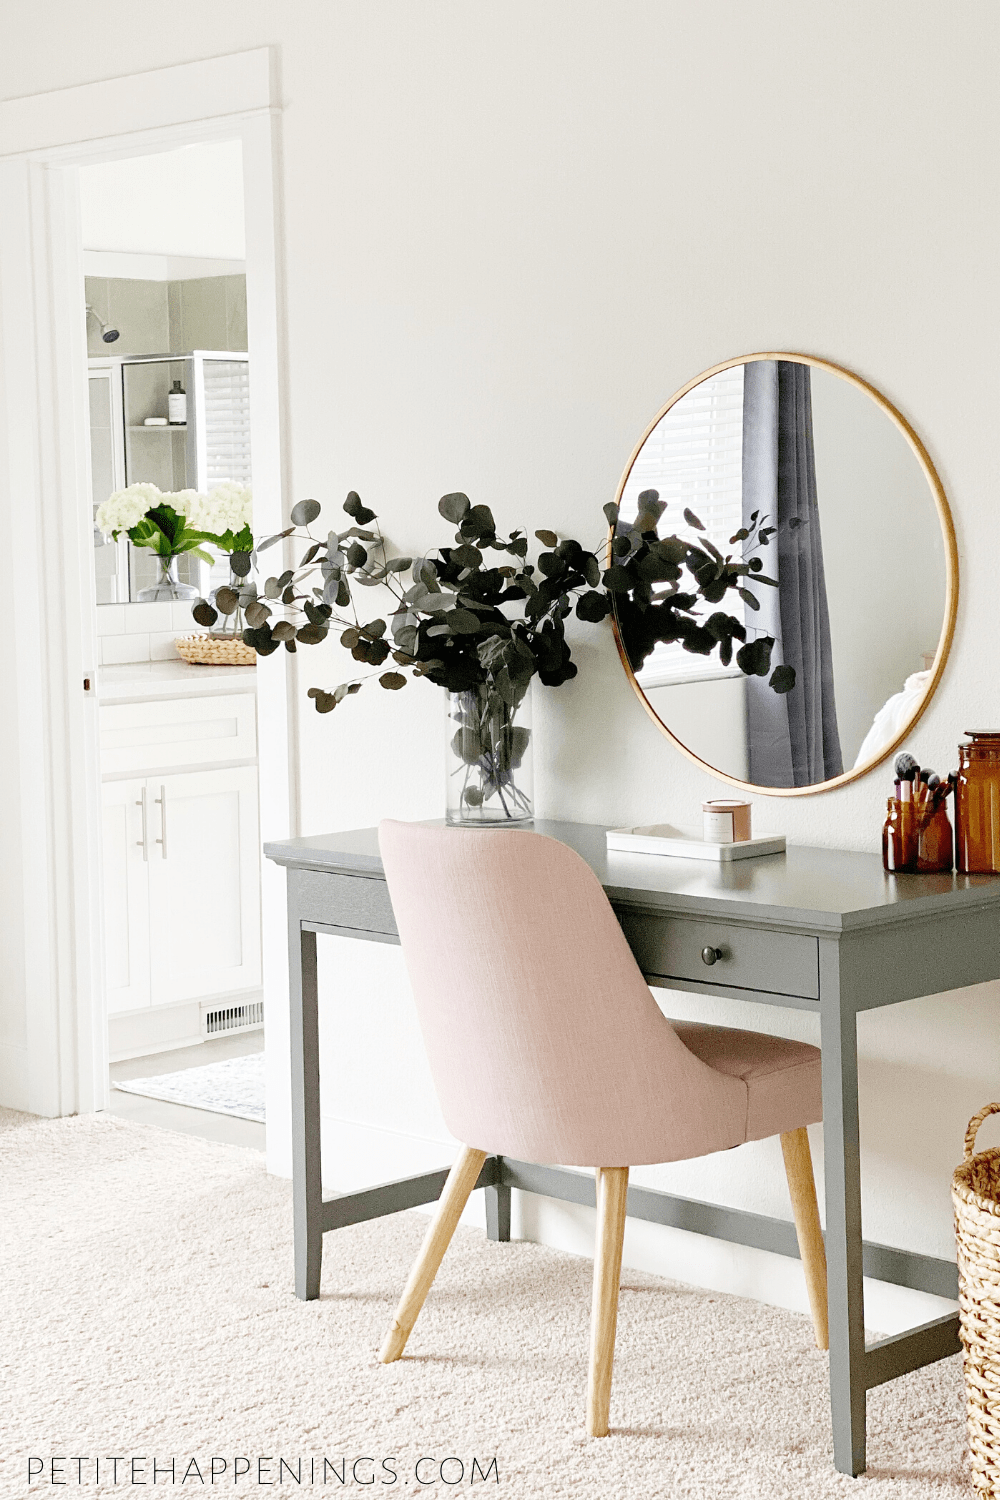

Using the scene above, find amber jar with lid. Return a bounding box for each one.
[955,732,1000,874]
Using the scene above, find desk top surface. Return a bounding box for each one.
[264,820,1000,934]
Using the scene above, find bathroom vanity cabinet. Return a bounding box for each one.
[99,665,261,1058]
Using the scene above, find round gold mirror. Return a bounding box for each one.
[611,354,957,795]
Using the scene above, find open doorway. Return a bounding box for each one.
[0,52,291,1138]
[80,140,265,1148]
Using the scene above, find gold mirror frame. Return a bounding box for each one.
[611,352,959,797]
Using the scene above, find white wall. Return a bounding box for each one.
[4,4,998,1331]
[79,141,245,258]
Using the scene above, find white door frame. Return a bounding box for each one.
[0,48,296,1117]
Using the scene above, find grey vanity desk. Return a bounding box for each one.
[265,820,1000,1477]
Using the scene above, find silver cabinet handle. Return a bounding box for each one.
[701,945,724,966]
[155,785,167,859]
[135,787,149,862]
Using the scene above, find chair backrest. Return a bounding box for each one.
[378,821,747,1168]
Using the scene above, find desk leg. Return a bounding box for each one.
[485,1159,511,1242]
[820,969,867,1477]
[290,924,323,1301]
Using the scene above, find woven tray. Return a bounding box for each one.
[953,1102,1000,1497]
[174,633,257,667]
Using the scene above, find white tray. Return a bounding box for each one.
[606,823,786,862]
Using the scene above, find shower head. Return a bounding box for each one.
[85,304,120,344]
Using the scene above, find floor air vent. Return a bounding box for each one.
[202,1000,264,1038]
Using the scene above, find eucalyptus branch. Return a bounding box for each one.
[191,487,797,712]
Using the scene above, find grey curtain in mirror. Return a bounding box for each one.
[742,361,844,787]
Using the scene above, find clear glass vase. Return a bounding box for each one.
[445,682,533,825]
[208,563,247,637]
[137,555,199,602]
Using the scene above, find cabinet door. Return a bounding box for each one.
[146,766,261,1005]
[101,778,151,1014]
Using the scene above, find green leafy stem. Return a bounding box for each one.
[127,504,217,567]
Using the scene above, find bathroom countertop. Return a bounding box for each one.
[97,659,257,704]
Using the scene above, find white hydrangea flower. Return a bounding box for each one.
[178,483,253,537]
[95,483,162,537]
[208,481,253,533]
[168,489,206,521]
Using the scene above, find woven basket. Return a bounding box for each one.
[953,1102,1000,1497]
[174,633,257,667]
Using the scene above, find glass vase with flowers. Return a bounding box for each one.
[96,483,218,600]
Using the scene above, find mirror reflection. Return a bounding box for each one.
[90,351,251,603]
[82,140,252,607]
[614,357,954,791]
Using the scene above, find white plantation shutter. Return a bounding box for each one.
[619,365,745,687]
[201,357,253,597]
[203,359,252,488]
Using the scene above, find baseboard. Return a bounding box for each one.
[110,1032,207,1063]
[513,1190,957,1340]
[0,1040,30,1111]
[299,1117,958,1339]
[317,1113,460,1194]
[109,991,263,1061]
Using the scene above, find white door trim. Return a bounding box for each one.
[0,48,295,1117]
[0,49,273,158]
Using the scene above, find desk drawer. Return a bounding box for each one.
[618,912,819,1000]
[293,869,398,936]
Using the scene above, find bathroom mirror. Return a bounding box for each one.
[612,354,957,794]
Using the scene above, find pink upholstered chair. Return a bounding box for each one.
[377,820,827,1436]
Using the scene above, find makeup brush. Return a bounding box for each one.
[928,773,955,811]
[895,752,918,805]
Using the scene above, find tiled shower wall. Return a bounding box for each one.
[167,276,247,354]
[84,274,246,358]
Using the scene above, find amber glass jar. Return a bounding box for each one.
[956,733,1000,874]
[883,797,916,872]
[916,802,954,873]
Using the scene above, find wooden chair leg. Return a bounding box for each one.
[587,1166,629,1437]
[781,1126,829,1351]
[379,1145,487,1364]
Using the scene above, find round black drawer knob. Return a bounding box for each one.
[701,946,724,966]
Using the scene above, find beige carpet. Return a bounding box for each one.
[0,1107,974,1499]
